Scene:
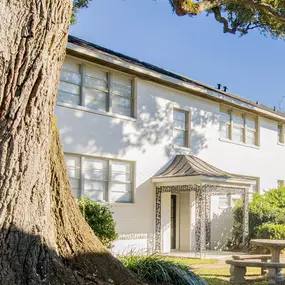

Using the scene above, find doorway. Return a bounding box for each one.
[170,195,177,249]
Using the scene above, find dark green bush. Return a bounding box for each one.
[119,254,207,285]
[78,197,118,248]
[257,223,285,240]
[231,187,285,249]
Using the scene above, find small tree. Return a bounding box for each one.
[231,187,285,249]
[78,197,118,248]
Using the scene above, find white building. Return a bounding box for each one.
[55,36,285,255]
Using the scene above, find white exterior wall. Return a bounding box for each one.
[55,63,285,254]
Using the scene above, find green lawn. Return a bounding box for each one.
[161,257,285,285]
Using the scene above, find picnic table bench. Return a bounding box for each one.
[232,254,271,275]
[226,260,285,285]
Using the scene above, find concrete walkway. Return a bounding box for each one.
[166,250,247,260]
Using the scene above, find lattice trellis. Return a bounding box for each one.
[155,184,249,254]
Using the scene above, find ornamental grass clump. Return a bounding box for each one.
[119,254,207,285]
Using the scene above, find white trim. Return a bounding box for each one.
[219,137,260,149]
[67,42,285,123]
[57,103,137,122]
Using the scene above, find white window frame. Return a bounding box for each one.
[65,153,135,204]
[218,194,231,209]
[277,123,284,145]
[219,105,259,146]
[58,56,136,119]
[173,108,190,148]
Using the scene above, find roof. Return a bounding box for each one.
[155,155,247,179]
[67,35,285,120]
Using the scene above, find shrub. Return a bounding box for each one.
[78,197,118,248]
[231,187,285,249]
[257,224,285,240]
[119,254,207,285]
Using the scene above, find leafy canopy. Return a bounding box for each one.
[72,0,285,38]
[71,0,92,24]
[169,0,285,38]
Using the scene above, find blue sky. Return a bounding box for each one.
[70,0,285,109]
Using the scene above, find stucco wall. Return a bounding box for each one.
[55,70,285,254]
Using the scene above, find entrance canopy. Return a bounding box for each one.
[152,155,253,257]
[153,155,254,188]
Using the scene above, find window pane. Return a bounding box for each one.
[246,129,256,145]
[232,126,244,143]
[84,158,107,179]
[112,101,131,117]
[85,89,107,111]
[174,119,186,130]
[220,123,230,139]
[219,195,229,208]
[58,58,82,106]
[63,58,81,73]
[110,161,133,203]
[58,81,80,95]
[65,155,81,199]
[246,117,256,130]
[111,183,131,193]
[86,65,108,81]
[111,161,131,182]
[57,91,80,106]
[112,161,131,172]
[110,192,132,203]
[60,70,81,85]
[85,76,108,92]
[174,109,186,122]
[84,180,106,191]
[112,95,131,108]
[220,111,230,124]
[85,190,105,201]
[112,74,132,98]
[278,124,283,143]
[232,113,244,126]
[173,129,186,147]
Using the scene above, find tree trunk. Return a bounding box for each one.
[0,1,142,284]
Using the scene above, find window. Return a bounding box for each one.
[65,155,81,199]
[173,109,189,147]
[58,57,134,118]
[278,180,284,188]
[219,107,231,139]
[219,195,230,208]
[278,124,284,144]
[219,106,258,146]
[65,154,134,203]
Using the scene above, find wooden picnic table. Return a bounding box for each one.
[251,239,285,282]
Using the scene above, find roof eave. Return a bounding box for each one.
[66,39,285,123]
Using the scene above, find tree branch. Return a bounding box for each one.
[172,0,285,24]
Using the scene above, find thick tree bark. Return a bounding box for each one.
[0,1,142,284]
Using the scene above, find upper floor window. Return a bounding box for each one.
[58,57,134,118]
[219,106,258,146]
[278,124,284,144]
[65,154,134,203]
[173,109,189,148]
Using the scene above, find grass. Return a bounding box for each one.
[161,256,218,266]
[164,257,284,285]
[120,254,285,285]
